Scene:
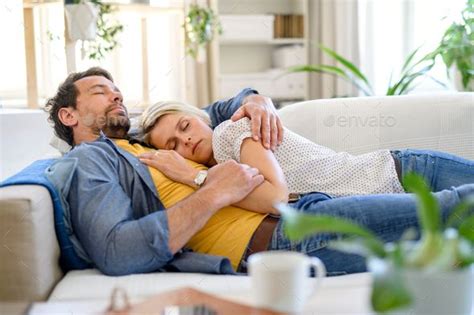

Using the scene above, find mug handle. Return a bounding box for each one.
[309,257,327,295]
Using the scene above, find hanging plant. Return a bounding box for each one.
[184,4,222,59]
[65,0,124,61]
[85,0,124,60]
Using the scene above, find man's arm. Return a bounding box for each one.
[203,89,283,150]
[68,145,262,275]
[203,88,258,127]
[167,160,264,253]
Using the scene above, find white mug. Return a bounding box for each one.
[248,251,326,313]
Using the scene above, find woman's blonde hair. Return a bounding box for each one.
[139,100,211,145]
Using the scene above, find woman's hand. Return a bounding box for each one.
[138,150,199,187]
[231,94,284,151]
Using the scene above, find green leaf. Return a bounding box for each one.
[401,46,421,73]
[369,259,412,313]
[276,203,386,256]
[426,74,449,90]
[319,44,373,93]
[406,232,444,268]
[457,239,474,267]
[402,173,440,233]
[288,64,349,79]
[288,64,373,96]
[426,229,459,272]
[389,60,435,96]
[459,215,474,242]
[278,203,375,238]
[397,64,435,95]
[446,196,474,228]
[329,237,386,258]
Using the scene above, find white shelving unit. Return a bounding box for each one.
[216,0,309,107]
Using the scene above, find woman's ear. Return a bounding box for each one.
[58,107,78,127]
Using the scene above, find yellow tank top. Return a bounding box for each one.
[114,139,266,270]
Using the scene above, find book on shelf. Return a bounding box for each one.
[273,14,304,38]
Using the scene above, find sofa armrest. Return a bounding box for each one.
[0,185,63,301]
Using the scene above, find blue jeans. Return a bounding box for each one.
[392,149,474,191]
[267,149,474,276]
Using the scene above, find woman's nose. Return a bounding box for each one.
[184,136,192,146]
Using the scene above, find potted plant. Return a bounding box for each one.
[64,0,124,60]
[278,173,474,314]
[64,0,99,41]
[183,3,222,60]
[433,0,473,91]
[289,44,445,96]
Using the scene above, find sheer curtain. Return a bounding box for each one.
[307,0,360,99]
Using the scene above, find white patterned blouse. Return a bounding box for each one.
[212,118,405,197]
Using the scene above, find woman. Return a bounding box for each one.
[137,101,474,215]
[137,100,474,274]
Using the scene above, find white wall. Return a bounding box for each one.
[0,109,60,181]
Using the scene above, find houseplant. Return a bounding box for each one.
[278,173,474,314]
[183,3,222,60]
[433,0,473,91]
[64,0,124,60]
[289,45,444,96]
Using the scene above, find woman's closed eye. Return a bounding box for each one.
[181,120,189,131]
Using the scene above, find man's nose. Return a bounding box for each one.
[111,91,122,103]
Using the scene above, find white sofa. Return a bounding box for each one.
[1,93,473,312]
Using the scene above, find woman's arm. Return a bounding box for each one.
[140,137,289,214]
[232,138,289,215]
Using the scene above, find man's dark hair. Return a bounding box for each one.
[45,67,114,146]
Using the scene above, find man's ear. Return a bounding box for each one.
[58,107,78,127]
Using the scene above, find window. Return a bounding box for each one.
[0,1,27,107]
[359,0,466,95]
[0,1,185,109]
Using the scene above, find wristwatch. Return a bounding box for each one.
[193,170,208,187]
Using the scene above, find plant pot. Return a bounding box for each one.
[401,266,473,315]
[369,259,473,315]
[64,3,99,41]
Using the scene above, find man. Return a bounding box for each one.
[46,67,473,276]
[45,67,284,275]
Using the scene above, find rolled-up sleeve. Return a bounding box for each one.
[68,144,173,276]
[203,88,258,128]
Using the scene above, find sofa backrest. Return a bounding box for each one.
[279,93,474,160]
[0,109,59,181]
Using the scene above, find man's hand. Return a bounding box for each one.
[165,160,264,254]
[202,160,264,209]
[138,150,199,187]
[231,94,284,150]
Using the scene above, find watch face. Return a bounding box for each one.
[194,170,208,186]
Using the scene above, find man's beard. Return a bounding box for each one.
[100,113,131,139]
[88,112,131,139]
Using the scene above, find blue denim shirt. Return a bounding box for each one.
[62,88,256,276]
